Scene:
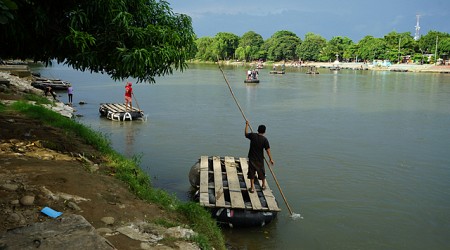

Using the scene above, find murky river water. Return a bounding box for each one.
[32,63,450,250]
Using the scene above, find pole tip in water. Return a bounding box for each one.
[290,213,303,220]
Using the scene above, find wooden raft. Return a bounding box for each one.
[199,156,280,212]
[99,103,145,121]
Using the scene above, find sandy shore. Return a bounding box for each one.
[220,60,450,75]
[239,60,450,73]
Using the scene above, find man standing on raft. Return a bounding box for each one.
[125,82,133,111]
[245,121,274,193]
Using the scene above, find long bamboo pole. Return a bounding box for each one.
[132,92,141,112]
[217,59,294,216]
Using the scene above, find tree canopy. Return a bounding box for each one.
[236,31,264,61]
[296,32,327,61]
[212,32,239,60]
[418,31,450,55]
[264,31,301,61]
[0,0,196,83]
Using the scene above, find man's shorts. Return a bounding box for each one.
[247,160,265,180]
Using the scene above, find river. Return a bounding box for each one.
[32,63,450,250]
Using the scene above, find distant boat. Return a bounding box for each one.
[329,65,341,71]
[306,66,319,74]
[246,69,259,83]
[269,71,285,74]
[244,78,260,83]
[390,68,408,72]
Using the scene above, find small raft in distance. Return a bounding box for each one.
[306,66,319,74]
[99,103,146,121]
[244,78,260,83]
[269,71,285,74]
[189,156,280,228]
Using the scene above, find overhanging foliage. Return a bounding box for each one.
[0,0,196,83]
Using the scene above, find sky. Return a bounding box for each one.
[168,0,450,42]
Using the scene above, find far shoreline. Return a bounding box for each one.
[194,60,450,73]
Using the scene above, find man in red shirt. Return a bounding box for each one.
[125,82,133,111]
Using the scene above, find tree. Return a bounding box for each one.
[440,37,450,56]
[195,37,216,61]
[0,0,17,24]
[439,37,450,64]
[343,43,360,62]
[296,32,326,62]
[264,30,301,61]
[384,31,416,63]
[212,32,239,60]
[234,47,246,61]
[418,31,449,54]
[357,36,387,61]
[237,31,264,61]
[320,36,353,62]
[0,0,196,83]
[418,30,450,63]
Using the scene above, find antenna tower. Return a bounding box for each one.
[414,15,421,41]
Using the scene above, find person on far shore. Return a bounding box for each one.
[244,121,274,193]
[67,85,73,106]
[125,82,133,111]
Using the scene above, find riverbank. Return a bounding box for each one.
[0,72,225,250]
[300,62,450,73]
[217,60,450,73]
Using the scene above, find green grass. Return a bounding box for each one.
[22,93,53,105]
[0,102,6,112]
[3,100,225,250]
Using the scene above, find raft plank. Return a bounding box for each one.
[103,104,119,113]
[224,156,245,209]
[110,103,122,112]
[213,156,225,207]
[110,103,122,109]
[199,156,210,206]
[239,157,264,210]
[261,177,281,211]
[111,103,126,112]
[102,103,142,113]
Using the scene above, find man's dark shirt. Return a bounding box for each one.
[246,133,270,163]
